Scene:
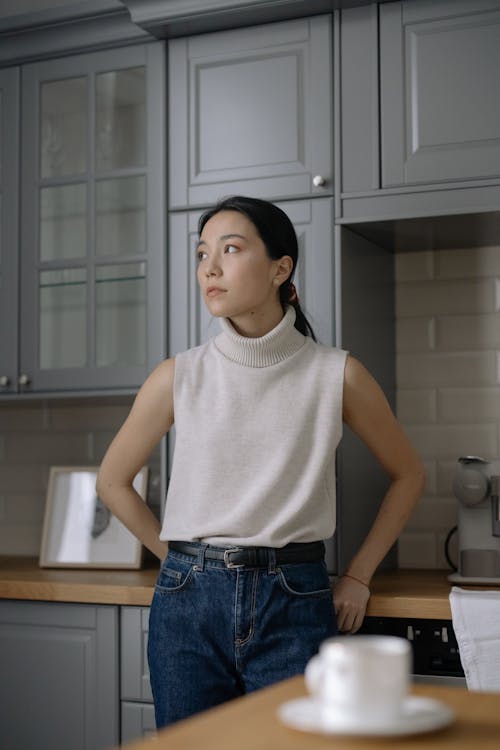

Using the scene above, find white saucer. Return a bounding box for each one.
[277,695,455,737]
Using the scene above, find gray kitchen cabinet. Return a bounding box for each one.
[16,42,166,394]
[168,197,336,357]
[121,606,155,744]
[0,68,20,394]
[168,16,332,209]
[0,600,119,750]
[380,0,500,188]
[338,0,500,225]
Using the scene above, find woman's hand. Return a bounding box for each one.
[333,575,371,634]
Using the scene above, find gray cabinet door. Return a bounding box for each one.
[168,16,332,209]
[19,42,166,393]
[121,702,156,743]
[381,0,500,187]
[168,197,336,356]
[0,600,119,750]
[0,68,20,395]
[121,606,153,703]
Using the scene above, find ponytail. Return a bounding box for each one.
[279,280,317,341]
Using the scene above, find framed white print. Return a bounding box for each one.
[39,466,148,569]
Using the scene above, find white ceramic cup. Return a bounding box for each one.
[305,635,411,729]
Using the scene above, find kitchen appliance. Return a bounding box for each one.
[449,456,500,584]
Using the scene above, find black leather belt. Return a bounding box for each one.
[168,541,325,569]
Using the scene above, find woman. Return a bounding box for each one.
[96,196,425,728]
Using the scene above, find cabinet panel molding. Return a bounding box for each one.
[0,5,150,66]
[340,4,380,193]
[169,16,332,208]
[0,68,20,394]
[0,600,119,750]
[381,0,500,187]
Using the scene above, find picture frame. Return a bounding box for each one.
[39,465,148,569]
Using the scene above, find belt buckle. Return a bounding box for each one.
[223,547,245,569]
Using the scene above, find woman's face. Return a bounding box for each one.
[196,210,290,327]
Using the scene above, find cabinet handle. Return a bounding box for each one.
[18,373,31,386]
[0,375,10,387]
[313,175,326,187]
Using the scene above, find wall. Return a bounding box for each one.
[396,245,500,568]
[0,399,161,556]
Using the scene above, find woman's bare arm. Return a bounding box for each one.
[334,355,426,632]
[96,358,175,561]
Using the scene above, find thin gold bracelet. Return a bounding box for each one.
[343,573,370,588]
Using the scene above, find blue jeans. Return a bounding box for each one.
[148,543,337,728]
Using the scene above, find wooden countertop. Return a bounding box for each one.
[118,676,500,750]
[0,558,462,617]
[0,556,159,606]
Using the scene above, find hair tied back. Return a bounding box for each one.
[287,282,298,305]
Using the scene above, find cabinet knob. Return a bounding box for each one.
[0,375,10,387]
[313,175,326,187]
[18,373,31,387]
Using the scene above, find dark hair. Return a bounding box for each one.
[198,196,317,340]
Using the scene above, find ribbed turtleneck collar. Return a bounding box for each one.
[214,306,306,367]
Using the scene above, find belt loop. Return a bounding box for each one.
[197,543,207,572]
[268,547,276,574]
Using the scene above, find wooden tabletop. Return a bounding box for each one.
[119,676,500,750]
[0,558,488,618]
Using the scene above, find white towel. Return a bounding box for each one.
[449,586,500,692]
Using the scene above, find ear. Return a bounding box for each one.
[273,255,293,286]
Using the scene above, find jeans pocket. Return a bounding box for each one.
[154,553,195,594]
[277,561,332,598]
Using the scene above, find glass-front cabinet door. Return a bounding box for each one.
[20,43,165,392]
[0,68,19,395]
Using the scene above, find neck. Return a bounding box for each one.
[227,303,285,338]
[215,306,305,368]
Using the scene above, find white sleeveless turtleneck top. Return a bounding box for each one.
[160,307,347,548]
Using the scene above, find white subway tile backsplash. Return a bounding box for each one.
[422,461,437,495]
[435,313,500,351]
[396,318,435,352]
[395,251,435,282]
[397,389,437,424]
[0,524,42,556]
[405,495,457,531]
[0,465,49,493]
[435,246,500,279]
[396,278,496,317]
[494,279,500,312]
[397,250,500,569]
[0,406,49,432]
[49,403,131,431]
[5,433,91,465]
[398,532,437,568]
[438,387,500,423]
[405,424,497,461]
[0,396,160,555]
[397,351,497,388]
[436,461,460,497]
[5,494,46,524]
